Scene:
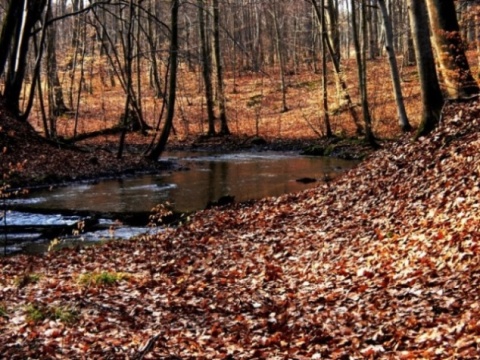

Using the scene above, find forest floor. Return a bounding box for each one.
[1,91,480,358]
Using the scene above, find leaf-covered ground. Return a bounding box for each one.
[0,101,169,188]
[1,98,480,359]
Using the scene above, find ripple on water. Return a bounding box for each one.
[0,211,80,227]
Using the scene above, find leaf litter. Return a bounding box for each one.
[1,98,480,359]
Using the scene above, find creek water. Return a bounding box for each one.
[2,151,358,254]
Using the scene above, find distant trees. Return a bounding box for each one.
[0,0,479,153]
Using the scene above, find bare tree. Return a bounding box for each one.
[270,0,288,113]
[148,0,180,160]
[351,0,377,146]
[198,0,216,136]
[321,0,332,137]
[46,3,69,121]
[311,0,364,135]
[377,0,411,132]
[212,0,230,134]
[407,0,444,137]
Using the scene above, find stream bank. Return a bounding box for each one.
[2,150,360,255]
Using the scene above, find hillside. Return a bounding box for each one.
[0,102,166,188]
[1,97,480,358]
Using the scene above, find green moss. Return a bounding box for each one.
[78,271,130,286]
[25,303,78,324]
[51,306,78,324]
[25,304,46,323]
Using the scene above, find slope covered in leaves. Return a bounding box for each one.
[0,102,165,188]
[1,99,480,358]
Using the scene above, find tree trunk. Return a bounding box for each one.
[212,0,230,135]
[402,24,416,67]
[407,0,444,137]
[46,5,68,121]
[4,0,47,117]
[425,0,479,98]
[117,0,135,159]
[147,0,179,161]
[198,0,216,136]
[351,0,377,146]
[321,0,332,137]
[0,1,24,78]
[271,0,288,113]
[377,0,411,132]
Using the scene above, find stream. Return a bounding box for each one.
[1,151,358,254]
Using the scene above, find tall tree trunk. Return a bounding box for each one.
[146,0,163,98]
[321,0,332,137]
[326,0,340,62]
[402,24,416,67]
[377,0,411,132]
[369,0,380,59]
[198,0,216,136]
[271,0,288,113]
[0,1,24,78]
[407,0,444,137]
[212,0,230,135]
[22,0,51,123]
[46,4,68,121]
[117,0,135,159]
[351,0,377,147]
[148,0,179,161]
[4,0,47,117]
[425,0,479,98]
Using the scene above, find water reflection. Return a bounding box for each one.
[22,152,358,213]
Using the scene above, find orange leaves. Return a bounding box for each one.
[1,99,480,358]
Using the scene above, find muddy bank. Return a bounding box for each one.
[166,134,376,160]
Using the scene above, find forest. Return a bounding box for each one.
[1,0,480,358]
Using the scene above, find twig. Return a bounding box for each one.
[136,334,160,360]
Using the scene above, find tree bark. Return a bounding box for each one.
[407,0,444,137]
[46,5,68,121]
[148,0,179,161]
[351,0,377,146]
[425,0,479,98]
[377,0,411,132]
[271,0,288,113]
[0,1,24,78]
[3,0,47,117]
[212,0,230,135]
[321,0,332,137]
[198,0,216,136]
